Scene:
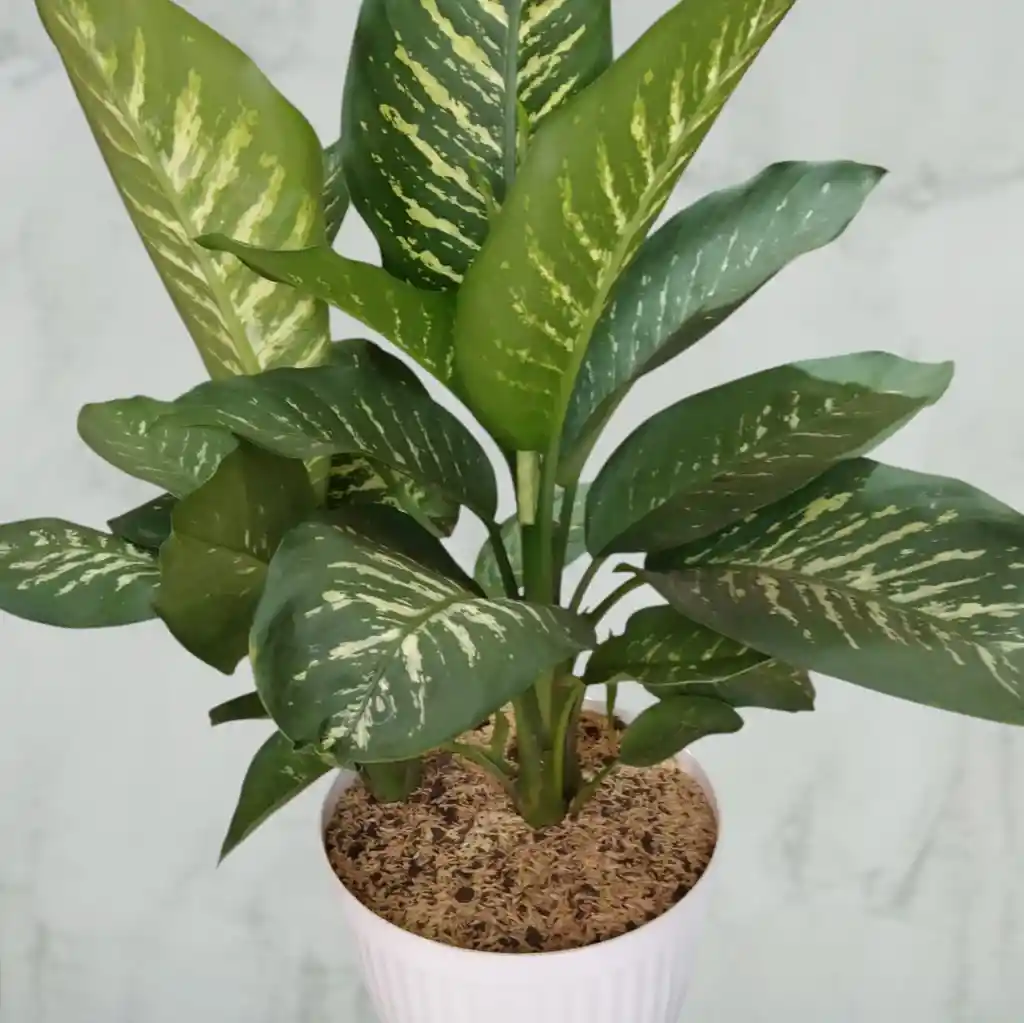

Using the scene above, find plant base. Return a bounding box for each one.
[325,712,715,953]
[320,705,723,1023]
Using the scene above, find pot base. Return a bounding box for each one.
[324,711,716,954]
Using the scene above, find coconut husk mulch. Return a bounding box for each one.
[324,711,717,954]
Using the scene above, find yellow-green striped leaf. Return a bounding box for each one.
[209,691,268,727]
[323,137,350,244]
[474,483,589,596]
[618,695,743,767]
[107,492,176,550]
[197,236,458,383]
[342,0,612,290]
[454,0,797,451]
[0,519,158,627]
[79,397,237,498]
[220,729,332,860]
[559,161,887,478]
[160,347,498,520]
[586,351,953,556]
[584,605,814,711]
[155,444,315,673]
[37,0,331,377]
[251,521,594,762]
[646,458,1024,726]
[328,455,459,538]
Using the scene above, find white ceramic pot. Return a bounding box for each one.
[320,714,722,1023]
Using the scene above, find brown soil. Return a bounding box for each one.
[324,710,717,954]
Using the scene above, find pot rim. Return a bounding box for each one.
[318,698,723,964]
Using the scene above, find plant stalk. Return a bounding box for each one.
[587,575,645,627]
[569,554,607,613]
[484,519,519,597]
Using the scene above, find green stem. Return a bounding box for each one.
[552,679,585,799]
[444,741,516,798]
[511,689,564,828]
[586,575,645,627]
[551,480,578,589]
[606,682,620,724]
[569,555,607,614]
[568,763,619,817]
[484,519,519,598]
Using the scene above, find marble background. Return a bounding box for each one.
[1,0,1022,1019]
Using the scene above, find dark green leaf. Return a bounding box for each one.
[559,160,887,477]
[323,137,350,244]
[327,454,459,537]
[0,519,158,627]
[341,0,612,289]
[155,444,315,673]
[210,691,269,726]
[107,492,176,550]
[79,397,237,498]
[586,351,953,556]
[619,695,743,767]
[198,236,458,384]
[37,0,330,377]
[319,504,480,593]
[220,730,332,860]
[474,483,590,597]
[585,605,814,711]
[159,353,498,521]
[454,0,797,451]
[251,521,594,762]
[646,458,1024,727]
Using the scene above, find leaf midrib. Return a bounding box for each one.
[625,380,910,534]
[71,26,262,376]
[549,30,780,462]
[331,588,469,753]
[677,561,1016,652]
[501,1,525,196]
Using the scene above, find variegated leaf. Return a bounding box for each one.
[474,483,589,596]
[328,454,459,537]
[210,691,268,726]
[322,137,350,244]
[559,161,887,478]
[618,695,744,767]
[586,351,953,556]
[220,729,332,860]
[318,504,480,593]
[454,0,797,451]
[198,235,457,383]
[342,0,613,290]
[584,605,814,711]
[37,0,330,377]
[0,519,158,627]
[251,521,594,762]
[155,444,315,673]
[646,458,1024,726]
[107,492,176,550]
[78,396,237,498]
[160,355,498,520]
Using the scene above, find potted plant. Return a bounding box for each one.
[6,0,1024,1019]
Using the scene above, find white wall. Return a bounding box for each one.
[1,1,1022,1020]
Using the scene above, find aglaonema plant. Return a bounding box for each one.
[5,0,1023,856]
